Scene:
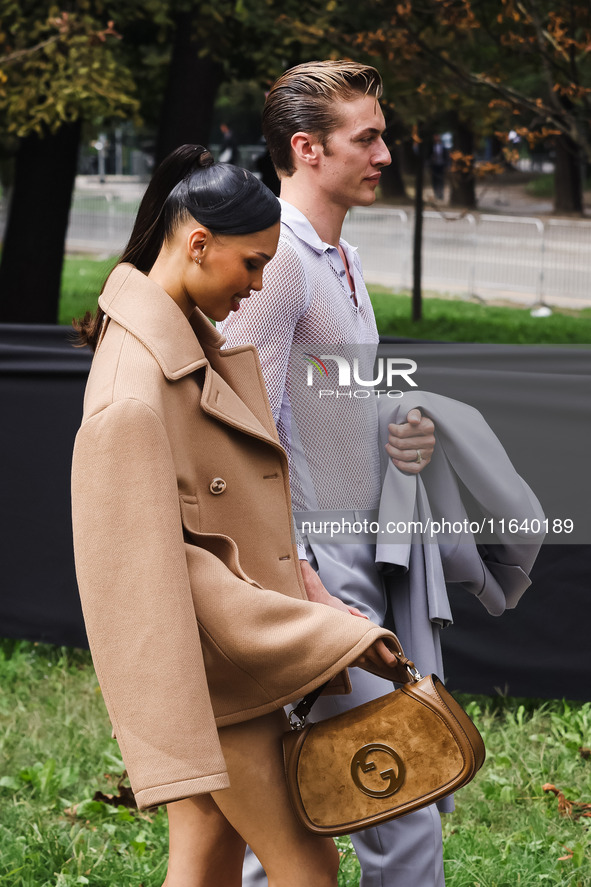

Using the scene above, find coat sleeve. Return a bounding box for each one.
[71,398,230,809]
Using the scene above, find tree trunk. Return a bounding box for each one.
[0,119,81,324]
[553,135,583,215]
[449,118,476,209]
[412,138,425,322]
[155,13,224,164]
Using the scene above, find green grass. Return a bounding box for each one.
[524,174,555,199]
[1,639,590,886]
[0,639,169,887]
[369,285,591,344]
[441,696,591,887]
[59,256,591,344]
[59,255,117,327]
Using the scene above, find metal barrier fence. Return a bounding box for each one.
[343,207,591,306]
[1,188,589,305]
[64,186,145,254]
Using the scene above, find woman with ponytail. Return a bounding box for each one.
[71,145,402,886]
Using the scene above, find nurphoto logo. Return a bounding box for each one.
[304,353,418,398]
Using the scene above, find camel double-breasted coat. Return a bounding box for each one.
[71,264,401,810]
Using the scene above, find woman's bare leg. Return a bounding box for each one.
[212,710,340,887]
[163,793,245,887]
[163,710,338,887]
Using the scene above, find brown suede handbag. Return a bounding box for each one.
[282,657,485,836]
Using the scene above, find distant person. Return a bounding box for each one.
[429,133,449,200]
[506,129,523,170]
[219,122,239,164]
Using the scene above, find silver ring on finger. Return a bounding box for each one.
[415,449,422,463]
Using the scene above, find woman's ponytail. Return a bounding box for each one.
[119,145,214,272]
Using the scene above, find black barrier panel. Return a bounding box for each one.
[0,325,91,648]
[0,326,589,700]
[442,546,591,701]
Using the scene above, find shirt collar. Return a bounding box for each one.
[279,198,358,259]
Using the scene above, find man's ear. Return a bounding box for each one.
[290,131,324,168]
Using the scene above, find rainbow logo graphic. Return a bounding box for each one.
[304,353,329,378]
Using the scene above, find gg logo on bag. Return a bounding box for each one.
[350,744,406,798]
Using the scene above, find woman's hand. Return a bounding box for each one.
[350,639,400,672]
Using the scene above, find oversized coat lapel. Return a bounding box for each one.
[99,264,280,450]
[200,364,279,445]
[188,302,281,447]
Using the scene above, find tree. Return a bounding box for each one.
[356,0,591,214]
[0,0,345,324]
[129,0,348,165]
[0,4,138,323]
[154,11,223,163]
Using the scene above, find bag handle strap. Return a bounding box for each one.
[288,682,330,730]
[288,659,422,731]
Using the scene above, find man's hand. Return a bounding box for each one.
[299,562,403,674]
[385,408,435,475]
[299,559,357,613]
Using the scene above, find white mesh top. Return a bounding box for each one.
[219,200,382,515]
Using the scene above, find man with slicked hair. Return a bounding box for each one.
[220,60,445,887]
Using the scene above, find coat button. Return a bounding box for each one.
[209,477,227,495]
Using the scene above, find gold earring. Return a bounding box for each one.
[194,256,201,266]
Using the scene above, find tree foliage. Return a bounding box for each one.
[354,0,591,211]
[283,0,590,210]
[3,0,588,323]
[355,0,590,149]
[0,2,139,138]
[0,2,143,325]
